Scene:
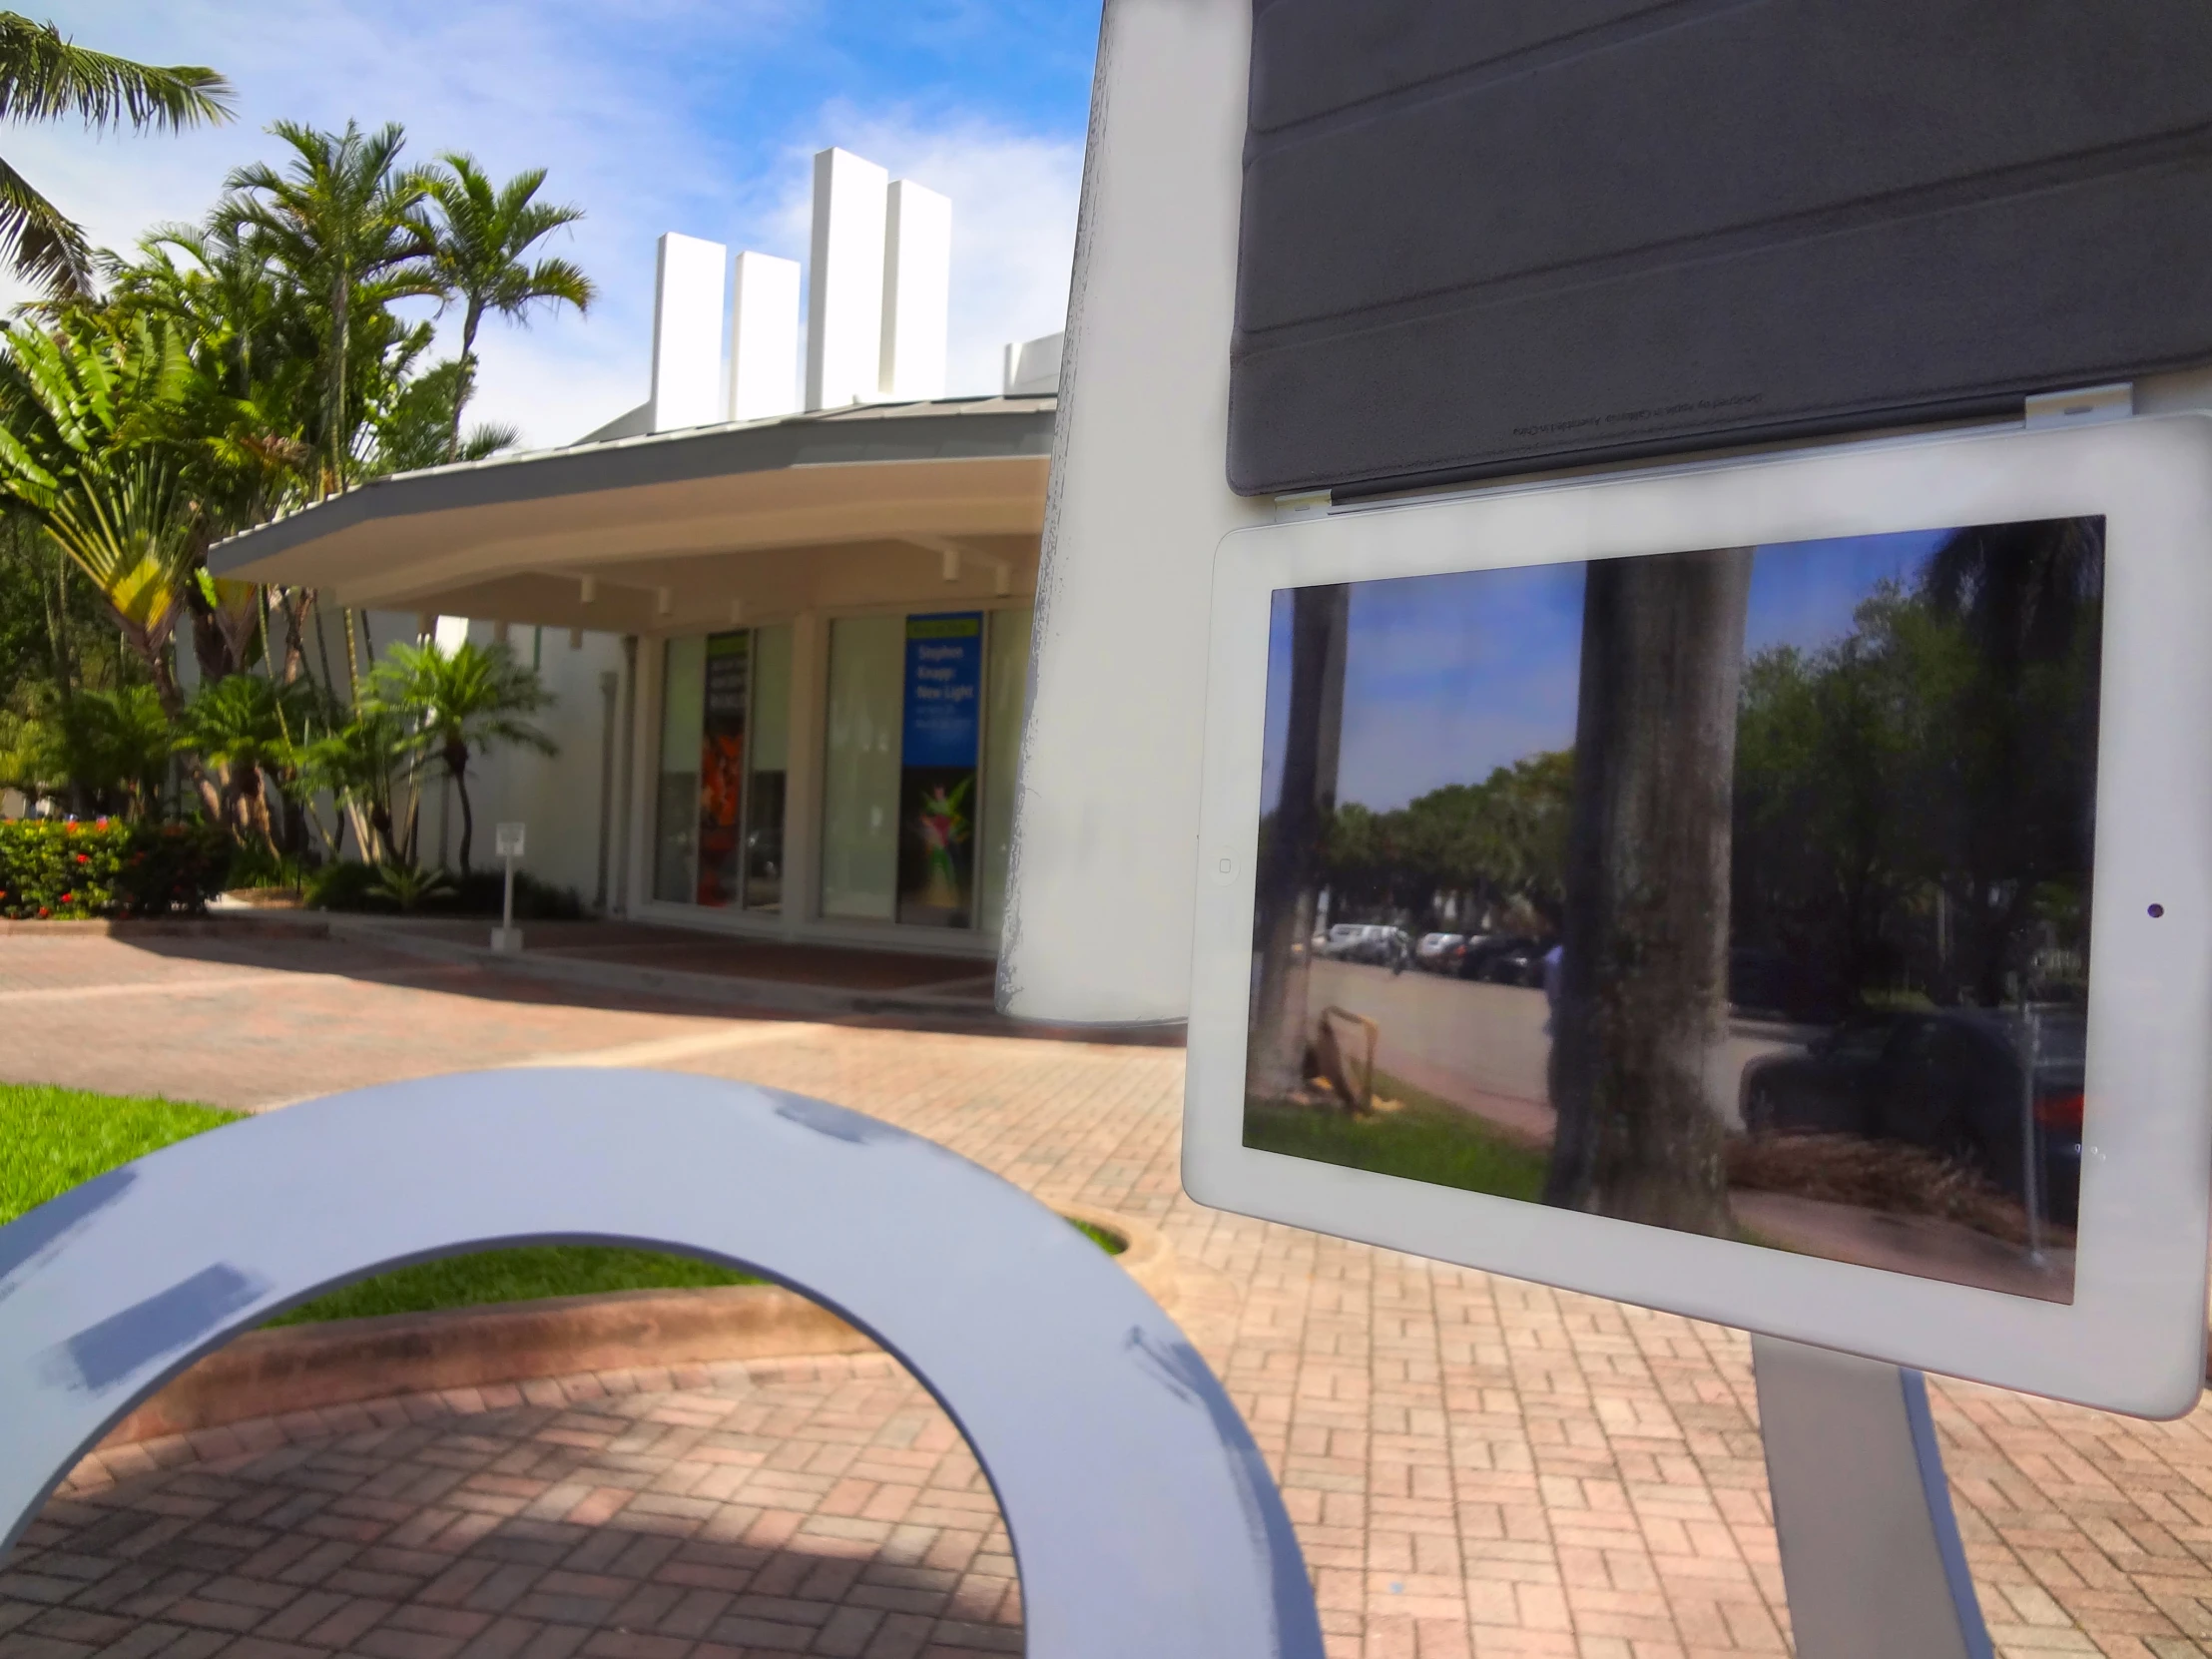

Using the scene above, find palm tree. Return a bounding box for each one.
[417,153,594,458]
[1920,518,2107,1003]
[1250,584,1349,1100]
[364,638,554,875]
[292,704,406,864]
[1544,547,1753,1236]
[181,671,311,856]
[214,121,439,493]
[0,13,233,293]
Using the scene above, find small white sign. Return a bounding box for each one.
[494,823,526,859]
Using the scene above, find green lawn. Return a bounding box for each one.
[267,1245,759,1326]
[1,1081,1121,1326]
[0,1083,247,1226]
[1244,1071,1548,1202]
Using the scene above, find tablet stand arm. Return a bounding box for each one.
[1752,1335,1993,1659]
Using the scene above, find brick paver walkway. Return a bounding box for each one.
[13,1356,1017,1659]
[4,934,2212,1657]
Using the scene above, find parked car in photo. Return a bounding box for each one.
[1727,946,1834,1022]
[1738,1007,2085,1224]
[1484,938,1550,987]
[1455,934,1529,981]
[1414,932,1465,972]
[1317,922,1402,964]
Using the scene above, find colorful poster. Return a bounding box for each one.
[897,612,982,926]
[696,631,749,906]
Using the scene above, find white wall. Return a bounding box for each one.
[433,621,628,901]
[290,606,627,905]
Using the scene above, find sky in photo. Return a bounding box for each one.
[1261,527,1955,813]
[28,1,1101,447]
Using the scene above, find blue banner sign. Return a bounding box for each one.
[899,613,984,926]
[901,612,983,766]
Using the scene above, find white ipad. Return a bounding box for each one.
[1187,414,2212,1418]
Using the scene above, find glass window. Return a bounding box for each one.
[979,607,1031,935]
[745,625,793,911]
[821,615,903,919]
[652,636,705,903]
[696,632,751,907]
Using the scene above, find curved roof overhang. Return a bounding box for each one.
[209,395,1056,633]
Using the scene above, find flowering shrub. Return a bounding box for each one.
[0,820,231,920]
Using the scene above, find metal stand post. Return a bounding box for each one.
[490,853,522,952]
[1753,1335,1992,1659]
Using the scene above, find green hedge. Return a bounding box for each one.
[305,859,586,919]
[0,819,232,919]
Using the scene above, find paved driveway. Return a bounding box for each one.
[3,933,2210,1658]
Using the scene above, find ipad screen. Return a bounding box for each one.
[1245,518,2103,1303]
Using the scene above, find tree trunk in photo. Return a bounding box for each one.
[448,741,476,875]
[1545,548,1753,1235]
[1251,585,1350,1099]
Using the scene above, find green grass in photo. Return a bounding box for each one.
[1244,1071,1547,1202]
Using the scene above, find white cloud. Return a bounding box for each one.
[18,1,1081,444]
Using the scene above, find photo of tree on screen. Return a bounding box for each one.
[1245,519,2103,1303]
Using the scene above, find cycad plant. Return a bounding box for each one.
[53,683,171,815]
[363,639,554,875]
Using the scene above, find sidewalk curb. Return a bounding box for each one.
[303,910,1003,1021]
[97,1207,1175,1449]
[0,915,330,940]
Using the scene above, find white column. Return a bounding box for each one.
[729,252,802,421]
[805,149,888,411]
[880,180,950,401]
[782,609,829,934]
[650,232,728,433]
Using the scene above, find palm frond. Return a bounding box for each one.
[456,420,517,461]
[0,150,90,292]
[0,14,234,131]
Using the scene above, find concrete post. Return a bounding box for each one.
[650,233,728,433]
[881,180,951,401]
[730,252,802,421]
[806,149,889,410]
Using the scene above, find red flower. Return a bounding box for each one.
[37,907,48,917]
[59,891,72,902]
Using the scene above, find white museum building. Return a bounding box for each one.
[212,149,1065,961]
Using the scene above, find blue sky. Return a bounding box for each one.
[30,1,1101,445]
[1261,528,1955,813]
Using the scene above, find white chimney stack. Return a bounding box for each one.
[649,232,728,433]
[1002,330,1065,396]
[729,251,801,421]
[806,149,888,410]
[880,180,951,401]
